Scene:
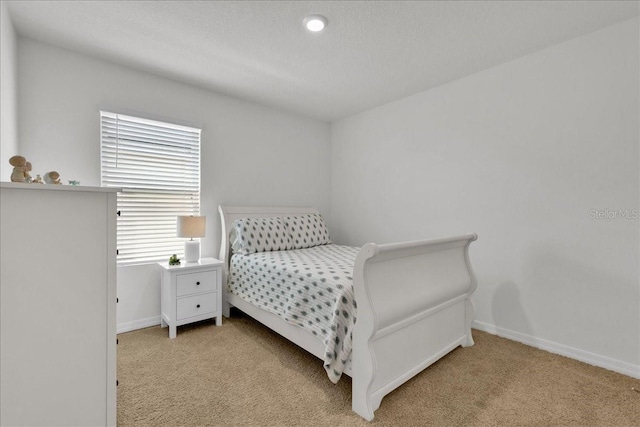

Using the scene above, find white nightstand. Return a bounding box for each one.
[159,257,224,338]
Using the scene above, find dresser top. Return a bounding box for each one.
[1,182,120,193]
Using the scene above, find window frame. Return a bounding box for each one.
[100,111,202,266]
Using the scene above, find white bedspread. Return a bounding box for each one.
[228,244,359,383]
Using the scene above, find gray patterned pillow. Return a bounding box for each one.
[285,213,332,249]
[231,217,292,254]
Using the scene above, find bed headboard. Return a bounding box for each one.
[218,205,320,274]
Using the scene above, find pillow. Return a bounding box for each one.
[284,213,332,249]
[231,217,292,254]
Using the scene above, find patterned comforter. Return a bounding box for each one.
[228,244,359,383]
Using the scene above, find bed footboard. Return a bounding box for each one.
[351,234,478,421]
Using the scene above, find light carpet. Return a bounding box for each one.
[117,313,639,426]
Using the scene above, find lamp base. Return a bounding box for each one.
[184,240,200,263]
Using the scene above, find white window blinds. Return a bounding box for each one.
[100,111,201,265]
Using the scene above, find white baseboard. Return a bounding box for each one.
[472,320,640,380]
[117,316,161,334]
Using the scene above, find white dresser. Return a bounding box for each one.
[0,182,118,426]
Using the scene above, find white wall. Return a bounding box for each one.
[0,2,18,181]
[17,38,331,331]
[331,18,639,376]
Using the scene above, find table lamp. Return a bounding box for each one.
[177,215,206,263]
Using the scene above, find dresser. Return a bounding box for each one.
[0,183,117,426]
[159,258,223,338]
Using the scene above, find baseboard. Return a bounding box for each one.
[117,316,161,334]
[472,320,640,380]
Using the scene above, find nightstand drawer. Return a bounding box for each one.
[176,271,217,296]
[176,293,217,320]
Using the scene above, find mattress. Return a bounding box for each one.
[228,244,359,382]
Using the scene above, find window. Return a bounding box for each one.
[100,111,201,265]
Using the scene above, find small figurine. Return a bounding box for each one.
[44,171,62,184]
[68,180,80,186]
[31,174,44,184]
[24,162,33,183]
[9,155,27,182]
[168,254,181,266]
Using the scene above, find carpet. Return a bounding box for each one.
[117,313,639,426]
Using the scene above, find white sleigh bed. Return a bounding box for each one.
[219,206,478,421]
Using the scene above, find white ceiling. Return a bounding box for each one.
[6,1,639,122]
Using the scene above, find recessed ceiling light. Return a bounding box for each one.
[303,15,328,32]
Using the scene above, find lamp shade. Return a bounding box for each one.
[177,216,206,238]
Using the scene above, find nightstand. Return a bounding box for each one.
[159,257,224,338]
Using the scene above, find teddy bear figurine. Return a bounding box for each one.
[45,171,62,184]
[9,155,28,182]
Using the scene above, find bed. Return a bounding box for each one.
[219,206,478,421]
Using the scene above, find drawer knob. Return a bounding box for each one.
[196,281,200,285]
[197,304,201,309]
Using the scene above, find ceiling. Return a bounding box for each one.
[5,1,639,122]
